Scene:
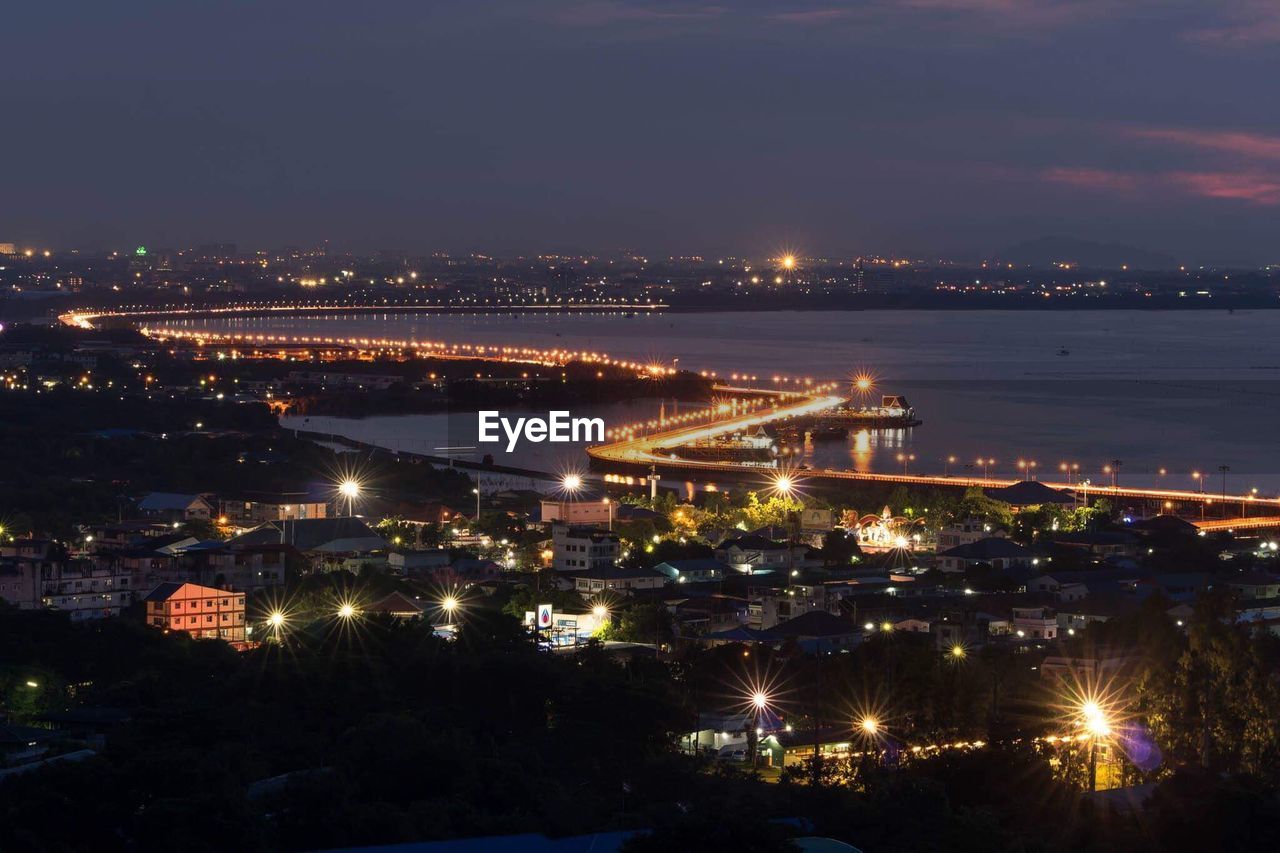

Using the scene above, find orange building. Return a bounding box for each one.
[144,582,246,643]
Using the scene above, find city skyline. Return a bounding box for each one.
[5,2,1280,264]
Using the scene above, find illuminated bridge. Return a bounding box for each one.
[588,386,1280,530]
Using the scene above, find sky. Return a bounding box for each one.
[3,1,1280,264]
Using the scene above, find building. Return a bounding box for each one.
[714,535,791,573]
[40,557,133,620]
[936,519,1001,551]
[230,517,387,569]
[540,497,613,526]
[768,610,861,653]
[137,492,216,522]
[1011,605,1058,640]
[144,582,246,643]
[387,549,452,576]
[572,565,666,595]
[552,524,620,572]
[1227,571,1280,601]
[983,480,1075,509]
[652,558,728,584]
[220,492,328,526]
[936,537,1035,573]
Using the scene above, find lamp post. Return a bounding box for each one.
[338,479,360,516]
[472,487,481,520]
[1081,700,1111,792]
[944,455,956,477]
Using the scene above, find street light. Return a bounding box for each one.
[472,487,481,520]
[1080,699,1112,792]
[950,644,966,660]
[562,473,582,496]
[338,479,360,516]
[860,716,879,736]
[337,602,357,620]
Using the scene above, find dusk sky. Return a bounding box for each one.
[5,1,1280,264]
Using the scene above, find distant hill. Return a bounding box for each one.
[999,237,1177,270]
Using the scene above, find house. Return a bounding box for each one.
[219,491,328,525]
[714,535,791,573]
[230,517,387,567]
[983,480,1075,509]
[769,610,862,652]
[572,565,666,595]
[1137,572,1211,602]
[387,549,452,576]
[144,582,246,643]
[0,549,132,619]
[937,519,1001,551]
[1227,571,1280,601]
[168,541,288,591]
[39,557,133,620]
[1050,530,1142,559]
[937,537,1035,573]
[364,591,429,620]
[540,497,613,526]
[749,585,841,630]
[137,492,216,522]
[1056,595,1138,632]
[652,558,728,584]
[1011,605,1058,640]
[552,524,620,572]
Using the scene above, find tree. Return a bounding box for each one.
[1138,590,1280,778]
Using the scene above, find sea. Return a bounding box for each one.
[150,309,1280,493]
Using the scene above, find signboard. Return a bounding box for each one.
[800,508,834,533]
[536,603,553,630]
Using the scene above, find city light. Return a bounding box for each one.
[860,716,879,736]
[337,602,357,619]
[950,644,966,659]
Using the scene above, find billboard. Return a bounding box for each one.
[536,603,553,629]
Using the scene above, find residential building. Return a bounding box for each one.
[936,537,1035,573]
[137,492,216,522]
[144,582,246,643]
[1011,605,1058,640]
[220,492,328,525]
[552,524,620,572]
[572,565,666,595]
[714,535,791,573]
[652,558,728,584]
[936,519,1001,551]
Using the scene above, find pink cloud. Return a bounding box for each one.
[1042,165,1280,206]
[1128,127,1280,161]
[770,8,857,24]
[1041,167,1139,193]
[1170,172,1280,205]
[557,2,726,27]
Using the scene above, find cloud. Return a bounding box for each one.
[1127,127,1280,161]
[1169,172,1280,205]
[770,8,858,24]
[555,2,726,27]
[1042,167,1139,193]
[1042,165,1280,206]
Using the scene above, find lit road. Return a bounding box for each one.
[62,303,1280,527]
[589,391,1280,526]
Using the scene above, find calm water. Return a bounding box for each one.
[157,310,1280,492]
